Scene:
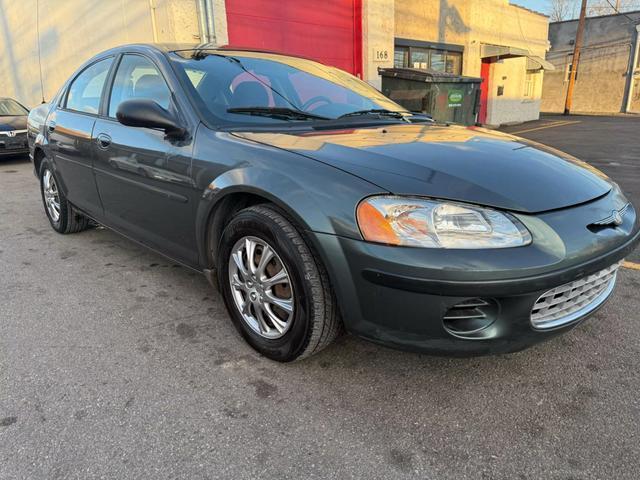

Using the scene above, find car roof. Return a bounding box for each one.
[106,43,317,62]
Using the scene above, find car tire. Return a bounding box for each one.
[39,159,90,234]
[218,204,341,362]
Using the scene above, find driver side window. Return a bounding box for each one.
[108,55,171,117]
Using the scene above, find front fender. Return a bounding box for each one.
[194,163,381,268]
[200,165,347,233]
[191,130,385,269]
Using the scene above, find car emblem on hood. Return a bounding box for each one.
[592,203,629,227]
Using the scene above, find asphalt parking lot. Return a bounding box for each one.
[1,115,640,480]
[501,114,640,264]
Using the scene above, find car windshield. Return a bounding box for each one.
[0,98,28,116]
[169,50,409,125]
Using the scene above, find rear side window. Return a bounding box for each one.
[65,58,113,114]
[108,55,171,117]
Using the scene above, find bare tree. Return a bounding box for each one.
[549,0,640,21]
[587,0,640,15]
[550,0,577,21]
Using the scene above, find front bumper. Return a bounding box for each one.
[0,147,29,157]
[0,132,29,157]
[312,192,640,356]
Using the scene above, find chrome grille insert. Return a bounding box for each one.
[0,129,27,136]
[530,262,620,330]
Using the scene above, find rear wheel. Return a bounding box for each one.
[218,204,341,362]
[39,160,90,234]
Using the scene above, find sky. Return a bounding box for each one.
[512,0,640,18]
[511,0,550,15]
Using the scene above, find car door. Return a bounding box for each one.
[47,57,114,217]
[92,53,198,265]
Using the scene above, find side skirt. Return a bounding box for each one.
[72,204,205,276]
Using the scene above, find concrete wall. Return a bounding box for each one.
[362,0,395,89]
[486,57,544,124]
[395,0,471,63]
[541,12,640,114]
[393,0,550,126]
[470,1,548,125]
[0,0,200,108]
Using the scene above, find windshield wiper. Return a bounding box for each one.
[227,107,329,121]
[338,109,410,120]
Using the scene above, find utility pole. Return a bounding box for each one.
[564,0,588,115]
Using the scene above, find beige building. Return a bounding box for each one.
[1,0,551,126]
[0,0,202,107]
[387,0,552,126]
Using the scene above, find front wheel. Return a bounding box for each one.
[39,160,90,234]
[217,205,341,362]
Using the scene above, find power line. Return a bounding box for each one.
[602,0,640,23]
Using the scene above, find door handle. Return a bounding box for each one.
[96,133,112,149]
[47,121,56,132]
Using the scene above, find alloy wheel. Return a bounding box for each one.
[228,236,294,339]
[42,169,61,222]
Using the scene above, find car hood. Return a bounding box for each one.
[0,116,27,131]
[233,124,612,214]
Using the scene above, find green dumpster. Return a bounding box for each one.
[379,67,482,125]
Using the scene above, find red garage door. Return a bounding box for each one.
[225,0,362,77]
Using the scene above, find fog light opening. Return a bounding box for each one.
[443,298,498,338]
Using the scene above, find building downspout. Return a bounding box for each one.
[205,0,216,44]
[624,25,640,113]
[196,0,210,44]
[196,0,228,46]
[149,0,159,43]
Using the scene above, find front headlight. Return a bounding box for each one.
[357,196,532,248]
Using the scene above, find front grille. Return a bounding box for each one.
[531,262,620,330]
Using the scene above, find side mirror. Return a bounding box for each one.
[116,99,186,138]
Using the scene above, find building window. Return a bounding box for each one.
[432,50,448,71]
[446,53,462,75]
[411,48,429,69]
[394,47,409,69]
[393,45,463,75]
[565,62,578,82]
[524,71,537,99]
